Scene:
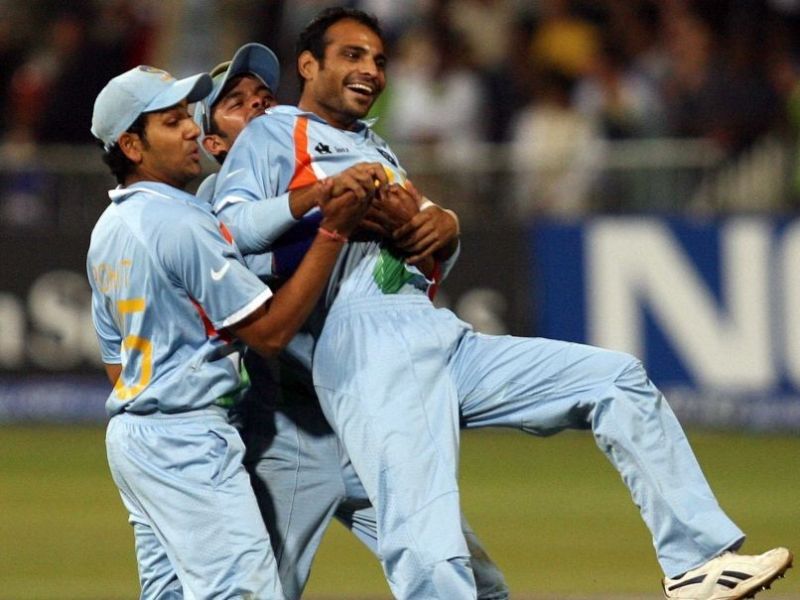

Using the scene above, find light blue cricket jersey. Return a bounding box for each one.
[87,181,272,417]
[198,172,274,280]
[213,106,458,355]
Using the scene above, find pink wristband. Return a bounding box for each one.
[318,227,348,243]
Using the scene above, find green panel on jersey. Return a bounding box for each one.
[373,248,414,294]
[215,359,251,409]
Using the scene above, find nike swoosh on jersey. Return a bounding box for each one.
[210,261,231,281]
[225,168,245,180]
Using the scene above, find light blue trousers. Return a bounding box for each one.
[106,407,284,600]
[237,393,508,600]
[313,295,744,599]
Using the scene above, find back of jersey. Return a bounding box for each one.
[87,185,266,416]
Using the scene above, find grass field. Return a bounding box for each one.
[1,426,797,599]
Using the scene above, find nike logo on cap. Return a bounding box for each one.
[211,261,231,281]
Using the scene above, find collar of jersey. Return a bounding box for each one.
[267,105,379,132]
[108,181,204,208]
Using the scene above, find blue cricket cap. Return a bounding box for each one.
[195,43,280,136]
[91,65,213,150]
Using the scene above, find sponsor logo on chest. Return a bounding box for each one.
[313,142,350,155]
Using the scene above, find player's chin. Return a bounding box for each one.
[347,99,374,119]
[184,160,202,178]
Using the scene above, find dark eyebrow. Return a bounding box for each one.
[160,105,188,119]
[341,44,387,66]
[342,44,367,54]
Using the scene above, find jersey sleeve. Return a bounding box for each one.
[86,267,123,364]
[158,210,273,330]
[212,118,297,255]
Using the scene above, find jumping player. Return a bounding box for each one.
[196,42,509,600]
[87,64,373,598]
[213,8,793,600]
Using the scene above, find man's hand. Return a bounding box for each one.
[288,165,387,219]
[392,181,459,265]
[360,183,418,237]
[329,162,388,200]
[393,205,459,265]
[318,180,372,238]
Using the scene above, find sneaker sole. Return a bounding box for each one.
[728,549,793,600]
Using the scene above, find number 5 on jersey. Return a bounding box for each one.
[114,298,152,401]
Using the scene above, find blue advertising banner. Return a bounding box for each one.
[529,217,800,431]
[0,224,531,422]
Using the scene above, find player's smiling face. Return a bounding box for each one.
[300,18,386,130]
[210,74,276,149]
[125,100,203,189]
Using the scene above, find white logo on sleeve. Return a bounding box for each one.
[211,261,231,281]
[224,168,245,180]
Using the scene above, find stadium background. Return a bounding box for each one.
[0,0,798,598]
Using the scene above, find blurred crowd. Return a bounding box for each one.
[3,0,800,218]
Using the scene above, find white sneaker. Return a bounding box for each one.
[662,547,793,600]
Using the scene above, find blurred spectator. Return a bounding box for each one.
[40,8,113,143]
[2,1,157,145]
[612,1,670,90]
[510,68,603,217]
[768,37,800,205]
[356,0,431,43]
[0,0,799,217]
[384,25,485,158]
[661,3,779,155]
[445,0,532,141]
[0,8,26,136]
[573,37,666,139]
[446,0,516,72]
[529,0,600,79]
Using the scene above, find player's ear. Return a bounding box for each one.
[202,134,227,158]
[118,132,143,164]
[298,50,318,83]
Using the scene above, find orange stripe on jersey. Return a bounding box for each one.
[289,117,318,190]
[219,222,234,245]
[189,298,233,343]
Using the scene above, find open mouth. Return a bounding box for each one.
[346,82,375,98]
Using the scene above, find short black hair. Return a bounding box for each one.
[100,113,148,185]
[295,7,383,90]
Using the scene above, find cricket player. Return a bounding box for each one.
[196,42,509,599]
[213,8,793,600]
[87,64,373,599]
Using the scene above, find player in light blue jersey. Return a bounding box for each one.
[87,64,373,599]
[196,42,508,600]
[213,8,792,600]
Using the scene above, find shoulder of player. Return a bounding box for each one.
[244,107,298,136]
[228,109,297,158]
[124,187,216,234]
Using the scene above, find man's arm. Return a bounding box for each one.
[104,363,122,386]
[215,122,389,255]
[226,186,372,357]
